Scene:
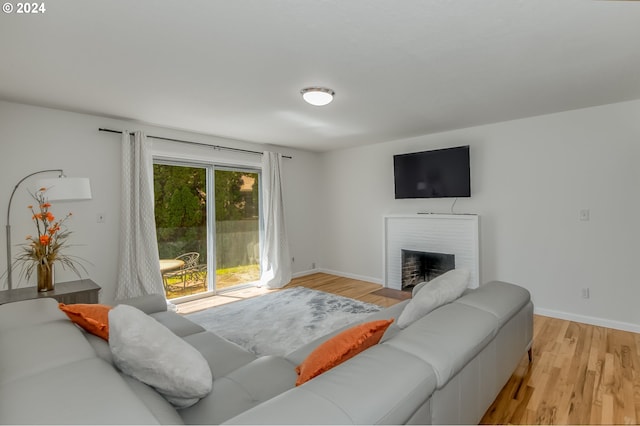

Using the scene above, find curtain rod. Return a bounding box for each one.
[98,128,292,159]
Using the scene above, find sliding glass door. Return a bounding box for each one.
[214,169,261,290]
[153,161,261,300]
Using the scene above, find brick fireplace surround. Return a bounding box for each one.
[383,213,479,290]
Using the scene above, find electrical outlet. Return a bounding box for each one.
[581,288,590,299]
[579,209,590,221]
[96,213,106,223]
[311,262,316,269]
[291,257,295,263]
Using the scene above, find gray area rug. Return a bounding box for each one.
[185,287,381,357]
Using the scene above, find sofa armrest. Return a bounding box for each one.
[118,294,168,314]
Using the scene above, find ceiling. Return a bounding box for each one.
[1,0,639,152]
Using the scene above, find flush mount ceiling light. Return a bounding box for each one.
[300,87,335,106]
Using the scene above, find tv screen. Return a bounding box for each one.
[393,145,470,199]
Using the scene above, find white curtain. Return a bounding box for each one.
[260,151,292,288]
[115,131,165,300]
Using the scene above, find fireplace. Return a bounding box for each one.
[401,250,455,291]
[384,214,479,290]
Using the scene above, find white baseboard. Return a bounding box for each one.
[316,268,383,286]
[535,307,640,334]
[291,268,319,279]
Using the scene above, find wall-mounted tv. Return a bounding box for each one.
[393,145,470,199]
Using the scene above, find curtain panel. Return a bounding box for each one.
[259,151,292,288]
[115,131,165,300]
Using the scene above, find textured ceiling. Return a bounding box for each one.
[1,0,639,152]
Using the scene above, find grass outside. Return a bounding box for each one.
[165,264,260,300]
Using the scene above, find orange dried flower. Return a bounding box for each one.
[17,187,86,284]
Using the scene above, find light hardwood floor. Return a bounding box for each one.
[481,314,640,425]
[177,273,640,425]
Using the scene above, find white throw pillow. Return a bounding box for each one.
[397,268,470,329]
[411,280,428,297]
[108,304,212,408]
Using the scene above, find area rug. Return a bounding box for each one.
[184,287,382,357]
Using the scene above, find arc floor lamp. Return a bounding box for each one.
[5,169,92,290]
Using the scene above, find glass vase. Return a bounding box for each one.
[37,262,54,292]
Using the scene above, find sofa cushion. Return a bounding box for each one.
[225,345,437,425]
[0,297,68,332]
[295,319,394,385]
[386,302,497,387]
[150,310,205,337]
[84,331,114,364]
[59,303,112,340]
[120,374,185,425]
[225,388,356,425]
[0,358,163,425]
[109,305,212,409]
[397,268,470,329]
[179,356,298,425]
[454,280,531,328]
[119,293,168,314]
[182,331,256,379]
[0,319,97,385]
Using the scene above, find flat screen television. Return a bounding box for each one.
[393,145,470,199]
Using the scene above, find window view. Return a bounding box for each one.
[154,163,208,299]
[153,163,260,300]
[214,169,261,290]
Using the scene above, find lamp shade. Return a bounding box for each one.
[35,177,92,201]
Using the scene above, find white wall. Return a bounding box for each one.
[320,99,640,332]
[0,100,322,304]
[3,98,639,332]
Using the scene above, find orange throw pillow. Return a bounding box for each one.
[295,319,394,386]
[59,303,112,341]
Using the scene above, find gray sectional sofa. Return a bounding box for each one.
[0,280,532,424]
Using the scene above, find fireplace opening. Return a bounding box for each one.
[401,250,455,291]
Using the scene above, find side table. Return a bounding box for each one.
[0,279,101,305]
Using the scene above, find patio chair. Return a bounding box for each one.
[184,264,208,291]
[163,252,200,290]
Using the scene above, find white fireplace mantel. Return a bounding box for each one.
[383,214,480,290]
